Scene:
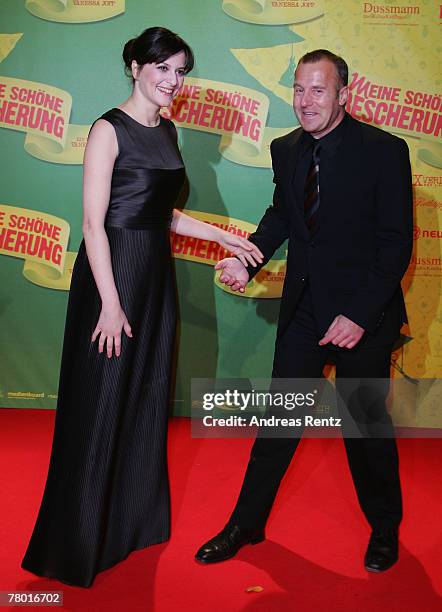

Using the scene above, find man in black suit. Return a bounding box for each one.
[195,50,413,572]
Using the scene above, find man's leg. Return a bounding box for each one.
[227,342,327,531]
[336,344,401,571]
[336,344,402,529]
[195,285,329,563]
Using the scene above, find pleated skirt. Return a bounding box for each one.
[21,226,176,587]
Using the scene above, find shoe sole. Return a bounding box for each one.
[365,566,383,573]
[364,560,398,573]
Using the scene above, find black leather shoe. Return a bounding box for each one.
[195,525,265,564]
[364,528,398,572]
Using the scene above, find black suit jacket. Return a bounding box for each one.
[248,113,413,344]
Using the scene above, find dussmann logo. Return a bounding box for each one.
[363,3,420,15]
[414,226,442,240]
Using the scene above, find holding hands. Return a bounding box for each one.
[170,209,263,269]
[214,229,263,269]
[211,225,263,294]
[215,257,250,293]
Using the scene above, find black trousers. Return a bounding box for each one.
[229,286,402,532]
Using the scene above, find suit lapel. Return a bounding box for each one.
[286,129,311,239]
[320,115,363,202]
[280,128,309,233]
[277,117,363,235]
[275,127,302,175]
[286,128,306,197]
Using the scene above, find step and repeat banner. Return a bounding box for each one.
[0,1,441,427]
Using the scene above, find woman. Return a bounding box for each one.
[21,27,262,588]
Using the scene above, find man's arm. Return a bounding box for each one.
[242,139,291,281]
[217,138,293,292]
[340,137,413,333]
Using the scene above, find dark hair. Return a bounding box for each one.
[123,27,194,78]
[297,49,348,88]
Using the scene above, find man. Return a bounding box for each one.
[195,50,413,572]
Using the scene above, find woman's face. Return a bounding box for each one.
[132,50,187,108]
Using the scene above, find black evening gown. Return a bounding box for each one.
[21,108,185,587]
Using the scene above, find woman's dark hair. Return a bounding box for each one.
[123,27,194,78]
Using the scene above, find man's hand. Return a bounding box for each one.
[215,257,250,293]
[319,314,365,349]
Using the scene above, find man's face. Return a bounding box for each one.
[293,59,348,139]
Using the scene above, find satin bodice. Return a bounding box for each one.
[98,108,185,229]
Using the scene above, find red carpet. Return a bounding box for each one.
[1,409,441,611]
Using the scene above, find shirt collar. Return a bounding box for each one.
[300,112,349,156]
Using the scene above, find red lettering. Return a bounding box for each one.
[186,102,202,124]
[195,239,208,258]
[206,240,220,261]
[199,104,211,128]
[14,231,28,254]
[182,236,198,256]
[15,103,30,126]
[397,106,412,130]
[52,243,62,265]
[409,108,425,132]
[4,101,17,124]
[210,106,225,130]
[1,228,16,250]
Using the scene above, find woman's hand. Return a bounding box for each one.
[215,229,263,268]
[91,304,133,358]
[170,210,263,267]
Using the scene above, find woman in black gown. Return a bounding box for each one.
[21,27,262,588]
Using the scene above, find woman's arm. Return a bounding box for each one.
[170,209,263,267]
[82,119,132,357]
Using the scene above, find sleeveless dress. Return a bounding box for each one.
[21,108,185,588]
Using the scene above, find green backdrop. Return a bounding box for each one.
[1,1,441,427]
